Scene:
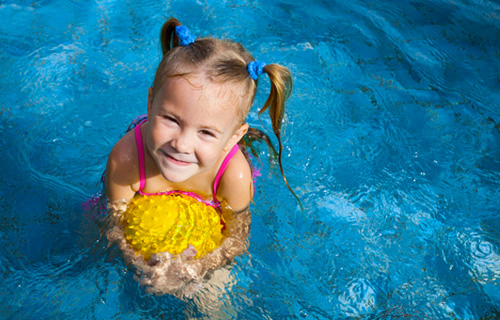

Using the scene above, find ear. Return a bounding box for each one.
[224,123,249,152]
[147,87,154,118]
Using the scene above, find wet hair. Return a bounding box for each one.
[152,17,299,204]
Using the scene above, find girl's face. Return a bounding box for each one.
[146,75,248,183]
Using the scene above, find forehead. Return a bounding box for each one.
[160,74,241,112]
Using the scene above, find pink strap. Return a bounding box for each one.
[134,120,147,192]
[212,144,239,200]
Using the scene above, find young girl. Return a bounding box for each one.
[104,17,294,298]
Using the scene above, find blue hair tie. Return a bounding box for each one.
[247,61,266,80]
[175,26,196,46]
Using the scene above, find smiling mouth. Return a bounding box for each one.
[164,152,192,167]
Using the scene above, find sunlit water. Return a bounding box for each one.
[1,0,499,319]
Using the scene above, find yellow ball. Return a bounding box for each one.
[123,194,226,260]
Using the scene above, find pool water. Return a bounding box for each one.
[1,0,499,319]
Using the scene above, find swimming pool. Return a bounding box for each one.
[1,0,499,318]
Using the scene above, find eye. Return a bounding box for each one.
[200,130,216,138]
[162,115,178,124]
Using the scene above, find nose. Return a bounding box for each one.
[172,131,194,154]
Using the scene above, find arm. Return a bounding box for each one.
[197,149,254,275]
[197,206,251,276]
[105,130,139,205]
[103,131,140,228]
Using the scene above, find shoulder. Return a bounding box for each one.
[105,129,140,202]
[216,148,254,212]
[107,130,137,171]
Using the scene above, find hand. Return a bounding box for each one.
[138,250,205,298]
[180,244,197,259]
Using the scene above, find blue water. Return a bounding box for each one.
[1,0,499,318]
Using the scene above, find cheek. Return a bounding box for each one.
[197,142,224,164]
[149,122,174,143]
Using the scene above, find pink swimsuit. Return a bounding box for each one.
[134,120,239,208]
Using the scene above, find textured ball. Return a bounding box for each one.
[123,194,225,260]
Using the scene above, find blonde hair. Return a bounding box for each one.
[152,17,298,203]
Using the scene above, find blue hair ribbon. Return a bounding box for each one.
[175,26,197,46]
[247,61,266,80]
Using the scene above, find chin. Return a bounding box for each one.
[156,161,195,183]
[161,172,190,183]
[158,162,207,184]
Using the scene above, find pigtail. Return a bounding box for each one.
[259,65,301,207]
[258,64,292,140]
[160,17,182,54]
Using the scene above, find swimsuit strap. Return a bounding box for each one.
[134,119,148,192]
[212,144,240,201]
